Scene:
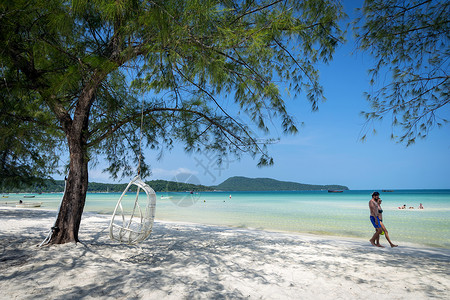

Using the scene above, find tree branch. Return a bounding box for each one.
[171,64,266,153]
[230,0,283,24]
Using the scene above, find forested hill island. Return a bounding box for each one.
[214,177,348,192]
[2,176,348,193]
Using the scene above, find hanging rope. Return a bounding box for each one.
[137,94,145,175]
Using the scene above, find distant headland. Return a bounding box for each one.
[1,176,348,193]
[212,176,348,192]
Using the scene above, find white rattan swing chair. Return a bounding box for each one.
[108,92,156,245]
[108,174,156,244]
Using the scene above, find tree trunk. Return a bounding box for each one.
[49,137,89,244]
[49,93,92,244]
[44,62,104,244]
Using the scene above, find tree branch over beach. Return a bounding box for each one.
[354,0,449,145]
[0,0,345,244]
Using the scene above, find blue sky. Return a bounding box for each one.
[86,1,450,190]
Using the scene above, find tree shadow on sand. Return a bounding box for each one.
[1,209,449,299]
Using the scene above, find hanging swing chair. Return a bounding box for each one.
[108,78,157,244]
[109,175,156,244]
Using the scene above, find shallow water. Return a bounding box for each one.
[3,189,449,248]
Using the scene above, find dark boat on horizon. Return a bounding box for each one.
[328,190,343,193]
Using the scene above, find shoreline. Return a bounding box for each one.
[2,205,450,251]
[1,207,449,299]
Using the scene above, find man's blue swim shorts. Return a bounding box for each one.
[370,216,382,229]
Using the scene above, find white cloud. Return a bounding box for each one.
[151,167,199,180]
[85,167,200,184]
[88,169,124,183]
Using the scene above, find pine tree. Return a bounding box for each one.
[355,0,449,145]
[0,0,345,244]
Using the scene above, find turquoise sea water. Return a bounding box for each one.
[3,189,450,248]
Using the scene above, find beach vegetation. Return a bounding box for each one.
[0,179,215,193]
[0,176,347,193]
[354,0,449,145]
[0,0,345,244]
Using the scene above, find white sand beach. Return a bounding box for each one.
[1,207,449,299]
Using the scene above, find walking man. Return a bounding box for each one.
[369,191,383,247]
